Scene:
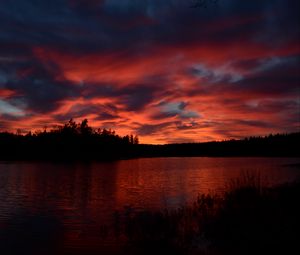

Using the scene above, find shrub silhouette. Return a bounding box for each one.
[114,179,300,255]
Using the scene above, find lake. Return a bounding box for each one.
[0,157,299,254]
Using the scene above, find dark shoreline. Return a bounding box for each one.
[1,119,299,161]
[1,132,299,161]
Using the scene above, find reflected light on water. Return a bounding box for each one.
[0,157,299,254]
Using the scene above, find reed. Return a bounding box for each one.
[112,175,300,255]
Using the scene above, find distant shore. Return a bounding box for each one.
[0,132,299,161]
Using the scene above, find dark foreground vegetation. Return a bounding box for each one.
[0,119,299,161]
[114,176,300,255]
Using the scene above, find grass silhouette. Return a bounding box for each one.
[110,174,300,255]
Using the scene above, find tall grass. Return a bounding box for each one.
[110,173,300,255]
[226,170,262,191]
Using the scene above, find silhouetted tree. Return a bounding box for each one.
[133,135,139,145]
[80,119,92,135]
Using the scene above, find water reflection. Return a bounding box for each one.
[0,210,63,255]
[0,157,299,254]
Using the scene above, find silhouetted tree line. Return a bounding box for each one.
[0,119,299,161]
[0,119,139,161]
[138,132,300,158]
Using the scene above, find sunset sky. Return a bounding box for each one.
[0,0,299,144]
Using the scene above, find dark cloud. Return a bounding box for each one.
[1,0,298,60]
[151,101,200,120]
[54,103,119,122]
[1,57,78,113]
[232,55,300,96]
[187,55,300,98]
[136,122,176,136]
[118,85,157,111]
[1,0,298,56]
[232,119,274,129]
[176,120,214,130]
[81,82,162,111]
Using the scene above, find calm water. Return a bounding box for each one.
[0,157,299,254]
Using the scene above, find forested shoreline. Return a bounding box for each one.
[0,119,299,161]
